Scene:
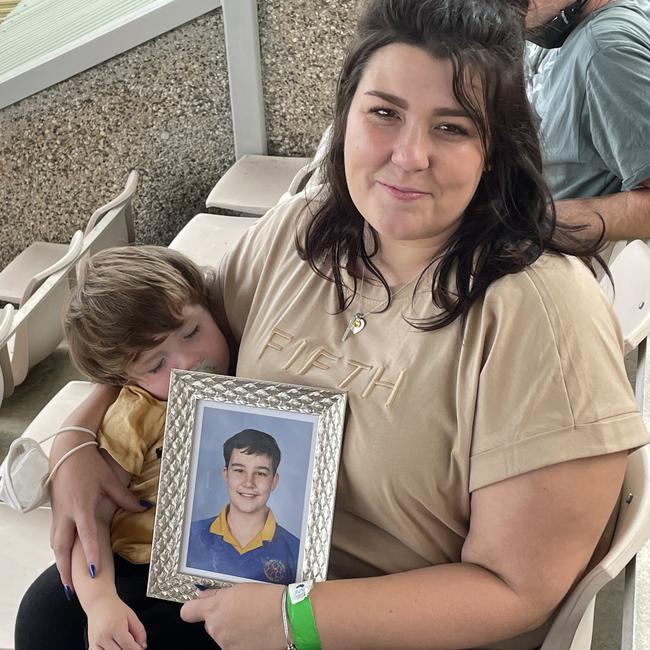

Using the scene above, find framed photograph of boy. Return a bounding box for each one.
[147,370,346,603]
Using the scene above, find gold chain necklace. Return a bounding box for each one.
[341,265,421,342]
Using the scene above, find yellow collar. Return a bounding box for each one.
[209,505,277,555]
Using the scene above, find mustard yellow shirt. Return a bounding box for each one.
[97,385,166,564]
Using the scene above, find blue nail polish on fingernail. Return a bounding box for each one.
[89,563,96,578]
[194,583,208,591]
[140,499,154,509]
[64,585,74,601]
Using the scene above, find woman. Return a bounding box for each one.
[18,0,648,648]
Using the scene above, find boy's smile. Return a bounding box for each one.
[128,304,229,400]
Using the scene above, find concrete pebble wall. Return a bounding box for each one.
[0,0,362,270]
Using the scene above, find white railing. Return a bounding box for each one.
[0,0,266,158]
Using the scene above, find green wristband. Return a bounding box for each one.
[286,581,321,650]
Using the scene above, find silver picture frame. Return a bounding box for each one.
[147,369,347,603]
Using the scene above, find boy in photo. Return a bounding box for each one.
[186,429,300,584]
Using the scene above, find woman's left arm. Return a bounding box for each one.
[181,450,627,650]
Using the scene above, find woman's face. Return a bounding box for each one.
[344,43,485,254]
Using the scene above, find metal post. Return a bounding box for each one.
[222,0,267,158]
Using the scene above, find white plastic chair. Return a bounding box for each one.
[606,239,628,267]
[1,170,137,395]
[78,169,137,273]
[0,230,83,393]
[205,124,332,216]
[205,154,312,215]
[540,240,650,649]
[596,239,629,282]
[541,446,650,649]
[600,240,650,354]
[0,304,15,408]
[274,126,331,206]
[204,125,332,216]
[169,213,258,268]
[19,380,96,456]
[0,171,137,308]
[0,242,69,307]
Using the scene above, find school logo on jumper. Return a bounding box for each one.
[264,558,288,583]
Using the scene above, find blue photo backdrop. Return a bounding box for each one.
[189,402,316,538]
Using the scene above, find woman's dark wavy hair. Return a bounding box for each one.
[299,0,604,330]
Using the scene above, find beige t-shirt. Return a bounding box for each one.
[97,385,166,564]
[216,191,647,647]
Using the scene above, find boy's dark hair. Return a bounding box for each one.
[65,245,219,385]
[223,429,281,475]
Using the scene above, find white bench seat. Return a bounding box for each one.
[169,213,258,268]
[0,380,93,649]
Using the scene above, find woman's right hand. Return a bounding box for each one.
[48,383,147,587]
[49,440,147,588]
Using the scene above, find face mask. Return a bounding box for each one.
[526,0,589,49]
[0,427,97,514]
[0,438,51,513]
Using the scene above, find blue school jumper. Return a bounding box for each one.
[186,507,299,584]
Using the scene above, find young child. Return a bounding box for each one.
[64,245,229,650]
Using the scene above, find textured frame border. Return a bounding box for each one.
[147,370,347,602]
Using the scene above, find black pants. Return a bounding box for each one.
[15,555,218,650]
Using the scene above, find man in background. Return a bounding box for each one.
[525,0,650,241]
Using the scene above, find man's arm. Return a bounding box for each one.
[555,181,650,241]
[552,34,650,242]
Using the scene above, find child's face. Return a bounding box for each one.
[128,304,229,400]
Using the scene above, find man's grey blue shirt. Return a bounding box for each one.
[526,0,650,199]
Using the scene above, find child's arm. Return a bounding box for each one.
[71,451,147,650]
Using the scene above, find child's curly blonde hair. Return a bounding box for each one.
[65,245,220,385]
